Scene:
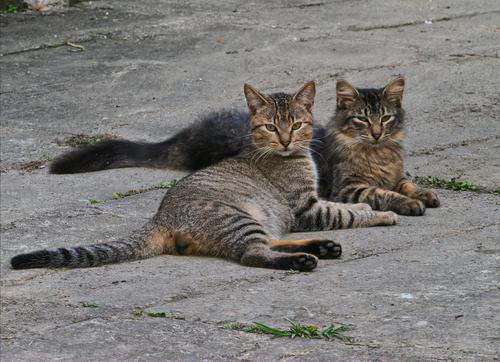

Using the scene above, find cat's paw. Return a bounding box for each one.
[413,189,440,208]
[391,198,425,216]
[375,211,399,225]
[291,253,318,271]
[305,239,342,259]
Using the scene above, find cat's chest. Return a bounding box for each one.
[263,156,317,192]
[348,147,403,187]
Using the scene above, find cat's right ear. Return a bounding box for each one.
[244,84,270,115]
[336,80,359,109]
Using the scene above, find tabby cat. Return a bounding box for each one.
[12,82,398,271]
[49,77,439,216]
[316,77,440,216]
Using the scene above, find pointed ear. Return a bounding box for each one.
[244,84,270,114]
[292,81,316,111]
[336,80,359,108]
[382,76,405,105]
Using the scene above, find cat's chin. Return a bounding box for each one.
[276,148,305,157]
[278,150,293,157]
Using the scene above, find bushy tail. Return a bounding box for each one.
[10,223,169,269]
[49,139,169,174]
[50,110,250,174]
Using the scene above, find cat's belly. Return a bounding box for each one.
[239,201,292,238]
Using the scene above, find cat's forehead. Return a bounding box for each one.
[357,88,393,114]
[268,92,294,116]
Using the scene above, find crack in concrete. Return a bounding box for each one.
[346,10,500,31]
[408,135,499,157]
[340,222,499,263]
[0,33,112,57]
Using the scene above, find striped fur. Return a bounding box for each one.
[11,82,397,271]
[318,76,440,216]
[49,79,439,216]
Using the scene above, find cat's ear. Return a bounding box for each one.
[382,76,405,105]
[244,84,270,114]
[336,80,359,108]
[292,80,316,111]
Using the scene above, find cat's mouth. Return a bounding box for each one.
[278,149,293,156]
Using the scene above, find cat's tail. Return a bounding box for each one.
[49,138,187,174]
[10,223,172,269]
[49,110,250,174]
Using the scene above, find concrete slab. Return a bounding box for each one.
[1,0,499,360]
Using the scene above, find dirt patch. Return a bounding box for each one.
[17,160,48,172]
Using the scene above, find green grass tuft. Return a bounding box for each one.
[283,269,302,276]
[160,179,178,189]
[132,309,172,319]
[112,192,124,200]
[1,5,18,13]
[222,319,353,343]
[416,176,499,195]
[81,302,100,308]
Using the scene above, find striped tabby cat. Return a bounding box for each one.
[11,82,397,271]
[317,77,440,216]
[49,77,439,216]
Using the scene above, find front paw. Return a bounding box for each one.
[413,189,440,208]
[391,198,425,216]
[375,211,399,225]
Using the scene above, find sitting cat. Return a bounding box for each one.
[316,77,440,216]
[12,82,398,271]
[49,77,438,216]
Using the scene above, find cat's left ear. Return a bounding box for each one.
[382,76,405,105]
[292,81,316,111]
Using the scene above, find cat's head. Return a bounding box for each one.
[244,81,316,157]
[332,76,406,147]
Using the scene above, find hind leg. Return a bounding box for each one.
[240,243,318,271]
[270,239,341,259]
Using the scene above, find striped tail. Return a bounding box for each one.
[10,223,168,270]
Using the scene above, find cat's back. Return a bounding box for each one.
[159,155,286,211]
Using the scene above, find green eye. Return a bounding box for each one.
[265,124,277,132]
[291,122,302,131]
[381,115,393,123]
[355,116,369,122]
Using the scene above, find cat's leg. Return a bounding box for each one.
[240,243,318,271]
[293,199,398,231]
[328,202,372,211]
[270,239,341,259]
[396,178,440,208]
[337,183,426,216]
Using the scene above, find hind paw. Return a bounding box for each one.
[304,239,342,259]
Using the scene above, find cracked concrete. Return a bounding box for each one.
[1,0,499,360]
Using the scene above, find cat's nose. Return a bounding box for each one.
[372,132,381,140]
[280,140,291,148]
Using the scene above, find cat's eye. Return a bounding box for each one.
[265,124,277,132]
[381,115,393,123]
[352,117,370,127]
[291,122,302,131]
